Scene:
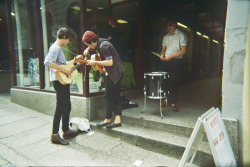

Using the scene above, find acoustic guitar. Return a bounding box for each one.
[75,54,106,74]
[54,60,87,85]
[55,54,106,85]
[90,54,106,74]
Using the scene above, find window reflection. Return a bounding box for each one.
[86,0,138,93]
[41,0,82,93]
[11,0,40,88]
[11,0,138,94]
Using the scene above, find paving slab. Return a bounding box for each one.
[76,132,122,152]
[0,117,49,139]
[0,143,36,166]
[35,146,93,166]
[0,157,10,166]
[1,124,51,149]
[18,138,65,161]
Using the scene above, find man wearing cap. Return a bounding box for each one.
[82,31,124,128]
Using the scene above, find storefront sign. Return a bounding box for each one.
[89,82,99,93]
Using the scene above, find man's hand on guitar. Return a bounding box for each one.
[83,47,90,57]
[76,55,83,59]
[74,55,84,63]
[87,60,96,66]
[63,68,73,75]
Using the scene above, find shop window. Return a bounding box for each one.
[11,0,40,88]
[86,0,138,93]
[111,2,138,89]
[41,0,82,93]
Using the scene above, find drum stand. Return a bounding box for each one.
[142,82,167,119]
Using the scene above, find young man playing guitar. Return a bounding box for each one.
[44,27,83,145]
[82,31,124,128]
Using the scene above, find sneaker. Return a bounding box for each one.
[63,129,78,139]
[51,134,69,145]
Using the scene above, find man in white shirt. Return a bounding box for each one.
[160,17,188,112]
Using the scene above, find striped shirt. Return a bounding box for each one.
[97,38,124,84]
[44,43,67,81]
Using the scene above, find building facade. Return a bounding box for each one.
[2,0,250,165]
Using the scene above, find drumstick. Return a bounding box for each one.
[151,51,161,58]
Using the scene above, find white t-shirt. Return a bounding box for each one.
[162,29,188,59]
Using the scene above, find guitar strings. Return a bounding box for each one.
[61,47,78,56]
[61,47,87,81]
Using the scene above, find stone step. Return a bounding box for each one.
[90,121,215,167]
[122,115,194,137]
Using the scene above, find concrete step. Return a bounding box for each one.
[90,121,215,167]
[122,114,194,137]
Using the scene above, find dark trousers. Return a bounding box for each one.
[52,81,71,134]
[105,74,122,119]
[160,59,182,104]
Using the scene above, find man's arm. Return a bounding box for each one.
[87,42,114,67]
[163,46,187,61]
[168,45,187,59]
[160,46,167,57]
[50,62,73,75]
[160,46,167,61]
[87,59,113,67]
[83,47,91,57]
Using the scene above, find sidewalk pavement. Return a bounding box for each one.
[0,92,183,166]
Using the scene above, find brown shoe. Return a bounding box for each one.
[51,134,69,145]
[63,129,78,139]
[171,105,179,112]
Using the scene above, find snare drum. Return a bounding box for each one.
[144,72,169,99]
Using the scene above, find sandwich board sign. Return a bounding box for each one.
[179,107,237,167]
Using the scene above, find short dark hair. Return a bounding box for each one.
[166,16,177,25]
[57,27,72,39]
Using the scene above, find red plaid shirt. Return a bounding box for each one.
[97,38,124,84]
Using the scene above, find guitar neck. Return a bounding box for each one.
[72,63,82,71]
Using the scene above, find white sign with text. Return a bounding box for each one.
[179,107,236,167]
